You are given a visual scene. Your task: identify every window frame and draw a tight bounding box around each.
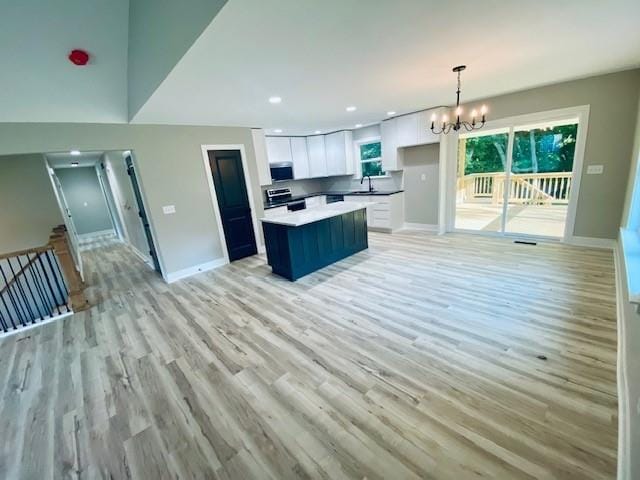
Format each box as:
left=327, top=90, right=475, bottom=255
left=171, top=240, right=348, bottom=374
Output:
left=353, top=136, right=388, bottom=179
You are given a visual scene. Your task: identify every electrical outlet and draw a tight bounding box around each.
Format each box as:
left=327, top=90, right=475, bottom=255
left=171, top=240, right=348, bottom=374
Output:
left=421, top=173, right=427, bottom=181
left=586, top=164, right=604, bottom=175
left=162, top=205, right=176, bottom=214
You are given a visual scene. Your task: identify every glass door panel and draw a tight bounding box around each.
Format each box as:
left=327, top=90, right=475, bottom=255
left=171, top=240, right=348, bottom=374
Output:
left=455, top=130, right=509, bottom=232
left=504, top=121, right=578, bottom=237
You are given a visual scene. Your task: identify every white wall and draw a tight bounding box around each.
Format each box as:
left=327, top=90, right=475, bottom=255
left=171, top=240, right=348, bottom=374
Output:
left=102, top=151, right=150, bottom=260
left=403, top=143, right=439, bottom=225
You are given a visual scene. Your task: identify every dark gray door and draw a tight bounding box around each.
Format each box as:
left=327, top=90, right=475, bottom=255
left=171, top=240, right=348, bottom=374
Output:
left=208, top=150, right=257, bottom=261
left=126, top=156, right=161, bottom=274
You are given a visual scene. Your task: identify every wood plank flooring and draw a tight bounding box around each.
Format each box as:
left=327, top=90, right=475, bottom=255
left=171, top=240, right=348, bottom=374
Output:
left=0, top=231, right=618, bottom=479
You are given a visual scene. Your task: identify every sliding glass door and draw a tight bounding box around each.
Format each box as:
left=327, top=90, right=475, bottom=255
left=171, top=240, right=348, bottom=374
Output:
left=455, top=118, right=579, bottom=239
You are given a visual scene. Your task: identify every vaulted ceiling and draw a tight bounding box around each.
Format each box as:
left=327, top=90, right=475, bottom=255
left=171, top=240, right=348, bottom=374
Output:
left=1, top=0, right=639, bottom=132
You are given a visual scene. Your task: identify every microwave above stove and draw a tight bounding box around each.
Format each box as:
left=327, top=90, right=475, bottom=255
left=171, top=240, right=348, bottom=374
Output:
left=270, top=162, right=294, bottom=182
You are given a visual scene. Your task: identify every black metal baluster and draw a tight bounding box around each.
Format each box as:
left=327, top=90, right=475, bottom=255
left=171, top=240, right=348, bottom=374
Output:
left=16, top=255, right=44, bottom=323
left=45, top=250, right=69, bottom=312
left=0, top=287, right=16, bottom=330
left=37, top=253, right=62, bottom=316
left=27, top=253, right=50, bottom=321
left=0, top=297, right=8, bottom=332
left=0, top=262, right=27, bottom=326
left=32, top=253, right=55, bottom=317
left=7, top=256, right=36, bottom=323
left=49, top=250, right=70, bottom=302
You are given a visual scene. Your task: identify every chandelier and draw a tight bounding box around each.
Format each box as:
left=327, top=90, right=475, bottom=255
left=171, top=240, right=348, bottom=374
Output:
left=431, top=65, right=487, bottom=134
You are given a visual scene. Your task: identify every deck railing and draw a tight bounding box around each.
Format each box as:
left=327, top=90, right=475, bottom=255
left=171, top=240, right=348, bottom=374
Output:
left=458, top=172, right=572, bottom=205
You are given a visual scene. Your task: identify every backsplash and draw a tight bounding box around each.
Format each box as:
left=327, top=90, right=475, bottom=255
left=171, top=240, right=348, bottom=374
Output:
left=321, top=171, right=403, bottom=192
left=260, top=178, right=326, bottom=201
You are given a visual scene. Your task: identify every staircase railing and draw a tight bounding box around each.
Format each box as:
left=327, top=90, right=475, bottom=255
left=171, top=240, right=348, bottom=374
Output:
left=0, top=225, right=88, bottom=334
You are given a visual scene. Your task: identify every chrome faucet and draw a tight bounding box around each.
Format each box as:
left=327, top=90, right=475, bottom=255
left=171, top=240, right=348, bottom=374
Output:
left=360, top=175, right=374, bottom=192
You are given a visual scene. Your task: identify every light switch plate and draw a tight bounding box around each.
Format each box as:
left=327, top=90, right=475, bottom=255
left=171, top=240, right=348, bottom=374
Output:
left=421, top=173, right=427, bottom=181
left=586, top=165, right=604, bottom=175
left=162, top=205, right=176, bottom=214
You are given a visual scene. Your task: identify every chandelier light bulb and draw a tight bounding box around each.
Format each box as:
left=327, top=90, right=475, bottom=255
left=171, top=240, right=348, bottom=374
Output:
left=442, top=115, right=449, bottom=123
left=471, top=109, right=477, bottom=118
left=481, top=105, right=488, bottom=115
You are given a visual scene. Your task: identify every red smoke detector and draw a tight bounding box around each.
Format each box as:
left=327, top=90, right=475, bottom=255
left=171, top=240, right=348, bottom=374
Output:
left=68, top=49, right=89, bottom=66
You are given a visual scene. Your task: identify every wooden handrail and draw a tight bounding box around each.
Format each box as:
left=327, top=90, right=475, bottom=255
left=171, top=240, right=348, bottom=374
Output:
left=0, top=251, right=43, bottom=296
left=0, top=244, right=51, bottom=261
left=48, top=225, right=89, bottom=312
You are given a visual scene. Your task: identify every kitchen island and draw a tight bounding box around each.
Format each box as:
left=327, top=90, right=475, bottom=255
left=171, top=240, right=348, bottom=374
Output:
left=260, top=201, right=370, bottom=281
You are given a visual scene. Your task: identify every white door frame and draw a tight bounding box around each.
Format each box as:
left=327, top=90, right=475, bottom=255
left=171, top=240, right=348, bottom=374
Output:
left=443, top=105, right=590, bottom=242
left=200, top=144, right=261, bottom=264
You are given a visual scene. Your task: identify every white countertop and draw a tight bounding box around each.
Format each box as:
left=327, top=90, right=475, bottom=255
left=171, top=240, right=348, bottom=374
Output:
left=260, top=201, right=372, bottom=227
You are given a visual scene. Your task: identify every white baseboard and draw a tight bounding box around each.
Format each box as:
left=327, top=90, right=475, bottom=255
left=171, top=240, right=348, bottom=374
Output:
left=402, top=222, right=439, bottom=232
left=165, top=257, right=228, bottom=284
left=78, top=229, right=116, bottom=240
left=614, top=239, right=631, bottom=480
left=128, top=244, right=153, bottom=267
left=566, top=235, right=615, bottom=249
left=0, top=310, right=74, bottom=339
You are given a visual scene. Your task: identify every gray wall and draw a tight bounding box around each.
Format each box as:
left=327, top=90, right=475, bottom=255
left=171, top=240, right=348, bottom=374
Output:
left=460, top=68, right=640, bottom=239
left=617, top=94, right=640, bottom=480
left=128, top=0, right=227, bottom=119
left=55, top=167, right=113, bottom=235
left=102, top=150, right=150, bottom=259
left=0, top=153, right=64, bottom=253
left=0, top=123, right=261, bottom=277
left=403, top=143, right=439, bottom=225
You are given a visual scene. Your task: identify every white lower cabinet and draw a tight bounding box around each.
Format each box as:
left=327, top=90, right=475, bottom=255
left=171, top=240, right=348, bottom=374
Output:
left=343, top=192, right=404, bottom=231
left=263, top=206, right=288, bottom=218
left=304, top=195, right=326, bottom=208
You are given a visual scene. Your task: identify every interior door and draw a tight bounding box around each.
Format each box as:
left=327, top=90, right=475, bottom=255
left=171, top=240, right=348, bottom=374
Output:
left=125, top=156, right=162, bottom=273
left=208, top=150, right=258, bottom=261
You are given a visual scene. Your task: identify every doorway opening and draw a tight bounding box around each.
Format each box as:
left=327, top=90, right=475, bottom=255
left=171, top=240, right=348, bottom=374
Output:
left=453, top=108, right=587, bottom=240
left=203, top=146, right=259, bottom=262
left=45, top=150, right=162, bottom=276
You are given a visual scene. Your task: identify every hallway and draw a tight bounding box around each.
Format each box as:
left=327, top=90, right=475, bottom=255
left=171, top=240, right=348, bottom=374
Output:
left=0, top=232, right=618, bottom=479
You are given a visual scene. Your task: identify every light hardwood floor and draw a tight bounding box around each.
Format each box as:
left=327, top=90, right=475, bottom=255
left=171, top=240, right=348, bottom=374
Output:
left=0, top=231, right=617, bottom=479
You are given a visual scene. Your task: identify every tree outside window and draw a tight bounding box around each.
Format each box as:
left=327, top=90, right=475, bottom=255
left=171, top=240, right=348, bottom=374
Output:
left=359, top=141, right=385, bottom=177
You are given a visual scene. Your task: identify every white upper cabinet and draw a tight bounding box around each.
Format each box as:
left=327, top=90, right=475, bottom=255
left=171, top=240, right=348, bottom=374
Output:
left=416, top=107, right=444, bottom=145
left=396, top=113, right=419, bottom=147
left=290, top=137, right=310, bottom=179
left=251, top=129, right=272, bottom=186
left=265, top=136, right=293, bottom=165
left=325, top=130, right=354, bottom=176
left=307, top=135, right=327, bottom=177
left=381, top=119, right=401, bottom=171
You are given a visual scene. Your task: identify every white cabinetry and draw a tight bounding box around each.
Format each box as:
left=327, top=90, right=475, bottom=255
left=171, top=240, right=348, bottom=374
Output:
left=325, top=130, right=354, bottom=177
left=263, top=206, right=288, bottom=218
left=307, top=135, right=328, bottom=177
left=396, top=114, right=419, bottom=147
left=344, top=192, right=404, bottom=231
left=251, top=129, right=272, bottom=186
left=290, top=137, right=310, bottom=179
left=381, top=119, right=402, bottom=172
left=265, top=137, right=293, bottom=164
left=305, top=195, right=326, bottom=208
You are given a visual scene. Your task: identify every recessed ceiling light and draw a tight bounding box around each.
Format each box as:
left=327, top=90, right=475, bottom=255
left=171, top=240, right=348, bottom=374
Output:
left=355, top=124, right=363, bottom=128
left=269, top=96, right=282, bottom=104
left=314, top=130, right=321, bottom=134
left=274, top=129, right=283, bottom=133
left=387, top=111, right=396, bottom=116
left=70, top=150, right=81, bottom=156
left=71, top=161, right=79, bottom=167
left=346, top=106, right=357, bottom=112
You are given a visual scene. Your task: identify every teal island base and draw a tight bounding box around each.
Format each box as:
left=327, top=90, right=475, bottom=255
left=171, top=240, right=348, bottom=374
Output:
left=262, top=207, right=368, bottom=281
